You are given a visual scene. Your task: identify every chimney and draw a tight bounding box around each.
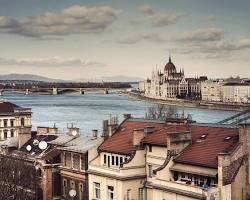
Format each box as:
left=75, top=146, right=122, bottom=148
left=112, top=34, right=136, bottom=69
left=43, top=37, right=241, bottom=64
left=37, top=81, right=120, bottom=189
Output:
left=108, top=124, right=118, bottom=137
left=102, top=120, right=109, bottom=138
left=18, top=127, right=32, bottom=149
left=133, top=128, right=145, bottom=146
left=107, top=115, right=119, bottom=137
left=37, top=126, right=58, bottom=135
left=123, top=114, right=131, bottom=120
left=67, top=127, right=80, bottom=137
left=144, top=126, right=155, bottom=134
left=92, top=129, right=98, bottom=139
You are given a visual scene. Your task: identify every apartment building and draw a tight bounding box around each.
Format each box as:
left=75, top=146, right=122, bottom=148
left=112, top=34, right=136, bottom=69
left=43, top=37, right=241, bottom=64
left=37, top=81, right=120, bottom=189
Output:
left=222, top=83, right=250, bottom=103
left=88, top=114, right=250, bottom=200
left=0, top=101, right=31, bottom=140
left=201, top=80, right=223, bottom=102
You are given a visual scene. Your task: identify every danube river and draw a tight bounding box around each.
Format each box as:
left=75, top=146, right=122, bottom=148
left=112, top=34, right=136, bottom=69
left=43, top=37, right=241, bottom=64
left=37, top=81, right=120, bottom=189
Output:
left=2, top=91, right=237, bottom=135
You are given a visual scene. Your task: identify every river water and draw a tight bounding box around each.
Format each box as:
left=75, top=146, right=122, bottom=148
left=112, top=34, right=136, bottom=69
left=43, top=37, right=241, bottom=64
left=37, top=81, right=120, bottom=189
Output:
left=1, top=91, right=237, bottom=135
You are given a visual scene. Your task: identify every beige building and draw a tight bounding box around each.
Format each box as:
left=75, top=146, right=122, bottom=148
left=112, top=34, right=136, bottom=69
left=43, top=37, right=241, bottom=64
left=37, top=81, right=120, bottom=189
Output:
left=201, top=80, right=223, bottom=102
left=0, top=101, right=31, bottom=140
left=88, top=114, right=250, bottom=200
left=222, top=83, right=250, bottom=103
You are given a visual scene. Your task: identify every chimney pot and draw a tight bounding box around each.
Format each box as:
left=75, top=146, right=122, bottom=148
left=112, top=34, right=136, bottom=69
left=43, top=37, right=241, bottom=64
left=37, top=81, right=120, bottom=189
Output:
left=92, top=129, right=98, bottom=138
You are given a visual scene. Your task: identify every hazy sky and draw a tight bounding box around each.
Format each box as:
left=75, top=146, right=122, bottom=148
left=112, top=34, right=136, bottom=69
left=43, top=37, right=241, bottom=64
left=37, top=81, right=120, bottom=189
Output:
left=0, top=0, right=249, bottom=80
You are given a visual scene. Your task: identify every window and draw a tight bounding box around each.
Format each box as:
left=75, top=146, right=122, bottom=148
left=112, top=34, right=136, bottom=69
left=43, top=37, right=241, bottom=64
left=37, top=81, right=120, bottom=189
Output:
left=148, top=145, right=152, bottom=152
left=81, top=155, right=85, bottom=170
left=127, top=189, right=131, bottom=200
left=10, top=120, right=14, bottom=127
left=139, top=188, right=145, bottom=200
left=107, top=186, right=114, bottom=200
left=70, top=180, right=75, bottom=189
left=79, top=183, right=84, bottom=200
left=116, top=156, right=119, bottom=166
left=4, top=119, right=8, bottom=128
left=21, top=118, right=25, bottom=127
left=94, top=182, right=100, bottom=199
left=63, top=179, right=67, bottom=196
left=104, top=154, right=107, bottom=165
left=112, top=156, right=115, bottom=165
left=10, top=130, right=14, bottom=137
left=181, top=172, right=185, bottom=179
left=73, top=154, right=80, bottom=169
left=148, top=165, right=153, bottom=178
left=4, top=130, right=8, bottom=139
left=108, top=155, right=110, bottom=167
left=120, top=157, right=123, bottom=165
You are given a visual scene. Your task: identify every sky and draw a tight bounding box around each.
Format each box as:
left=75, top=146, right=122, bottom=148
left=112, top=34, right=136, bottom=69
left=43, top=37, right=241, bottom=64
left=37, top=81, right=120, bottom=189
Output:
left=0, top=0, right=249, bottom=80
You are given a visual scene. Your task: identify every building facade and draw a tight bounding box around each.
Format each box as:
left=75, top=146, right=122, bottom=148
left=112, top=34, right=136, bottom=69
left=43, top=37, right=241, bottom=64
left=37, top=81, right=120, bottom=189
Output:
left=201, top=80, right=223, bottom=102
left=140, top=57, right=207, bottom=100
left=0, top=101, right=31, bottom=141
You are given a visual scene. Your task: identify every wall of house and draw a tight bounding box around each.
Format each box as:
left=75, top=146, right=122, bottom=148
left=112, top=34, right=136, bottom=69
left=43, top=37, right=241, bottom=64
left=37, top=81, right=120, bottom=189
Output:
left=147, top=187, right=201, bottom=200
left=89, top=173, right=145, bottom=200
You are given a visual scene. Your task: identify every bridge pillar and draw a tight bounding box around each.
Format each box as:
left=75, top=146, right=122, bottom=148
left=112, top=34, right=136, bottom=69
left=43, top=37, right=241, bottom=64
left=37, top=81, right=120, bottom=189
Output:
left=79, top=88, right=84, bottom=95
left=104, top=89, right=109, bottom=94
left=52, top=88, right=58, bottom=95
left=25, top=89, right=29, bottom=95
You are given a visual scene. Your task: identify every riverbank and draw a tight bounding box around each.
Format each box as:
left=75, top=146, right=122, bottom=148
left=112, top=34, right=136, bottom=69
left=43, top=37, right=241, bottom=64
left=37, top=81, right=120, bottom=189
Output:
left=123, top=92, right=250, bottom=112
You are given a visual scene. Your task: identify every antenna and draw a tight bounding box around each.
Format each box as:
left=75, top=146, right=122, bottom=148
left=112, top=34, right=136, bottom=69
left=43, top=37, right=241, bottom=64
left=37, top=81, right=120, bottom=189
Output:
left=69, top=189, right=76, bottom=197
left=38, top=141, right=48, bottom=150
left=26, top=145, right=32, bottom=151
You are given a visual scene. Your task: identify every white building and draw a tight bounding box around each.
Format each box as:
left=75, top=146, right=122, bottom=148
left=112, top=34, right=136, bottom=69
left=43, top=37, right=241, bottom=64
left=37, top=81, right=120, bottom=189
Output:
left=0, top=101, right=32, bottom=140
left=142, top=57, right=207, bottom=100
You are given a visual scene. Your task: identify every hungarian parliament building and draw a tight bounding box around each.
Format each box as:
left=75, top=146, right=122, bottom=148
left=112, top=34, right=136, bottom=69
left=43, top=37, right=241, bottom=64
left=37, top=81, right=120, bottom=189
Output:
left=139, top=57, right=207, bottom=99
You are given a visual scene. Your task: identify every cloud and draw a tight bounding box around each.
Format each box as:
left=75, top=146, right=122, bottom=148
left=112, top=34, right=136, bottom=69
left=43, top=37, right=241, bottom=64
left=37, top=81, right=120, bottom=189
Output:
left=175, top=28, right=225, bottom=42
left=172, top=27, right=250, bottom=59
left=138, top=4, right=155, bottom=15
left=138, top=4, right=185, bottom=27
left=0, top=57, right=105, bottom=67
left=117, top=33, right=167, bottom=44
left=0, top=5, right=121, bottom=38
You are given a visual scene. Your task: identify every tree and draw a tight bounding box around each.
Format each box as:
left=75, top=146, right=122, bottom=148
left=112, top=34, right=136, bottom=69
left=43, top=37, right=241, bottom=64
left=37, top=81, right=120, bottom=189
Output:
left=0, top=155, right=37, bottom=200
left=145, top=104, right=177, bottom=120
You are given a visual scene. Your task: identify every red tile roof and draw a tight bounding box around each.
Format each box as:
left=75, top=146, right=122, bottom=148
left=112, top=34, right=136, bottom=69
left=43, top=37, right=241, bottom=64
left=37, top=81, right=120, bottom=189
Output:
left=98, top=119, right=189, bottom=155
left=0, top=101, right=19, bottom=113
left=174, top=125, right=239, bottom=168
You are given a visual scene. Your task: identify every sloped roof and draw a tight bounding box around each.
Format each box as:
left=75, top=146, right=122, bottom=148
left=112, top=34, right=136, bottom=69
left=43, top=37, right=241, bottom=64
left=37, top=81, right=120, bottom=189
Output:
left=174, top=125, right=239, bottom=168
left=0, top=101, right=19, bottom=113
left=98, top=118, right=189, bottom=155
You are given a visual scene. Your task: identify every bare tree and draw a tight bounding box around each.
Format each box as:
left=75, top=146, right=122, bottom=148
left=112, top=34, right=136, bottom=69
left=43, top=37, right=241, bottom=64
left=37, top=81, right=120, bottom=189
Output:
left=0, top=155, right=37, bottom=200
left=145, top=104, right=177, bottom=120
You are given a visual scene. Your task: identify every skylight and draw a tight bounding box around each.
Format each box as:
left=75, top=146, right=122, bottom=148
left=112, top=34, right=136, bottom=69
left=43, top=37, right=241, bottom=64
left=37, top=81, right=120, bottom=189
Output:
left=200, top=133, right=208, bottom=139
left=225, top=136, right=232, bottom=140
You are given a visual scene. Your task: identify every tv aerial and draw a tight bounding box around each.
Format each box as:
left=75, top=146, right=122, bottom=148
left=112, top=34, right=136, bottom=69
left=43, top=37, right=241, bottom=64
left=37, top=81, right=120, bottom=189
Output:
left=69, top=189, right=76, bottom=197
left=38, top=141, right=48, bottom=150
left=26, top=145, right=32, bottom=151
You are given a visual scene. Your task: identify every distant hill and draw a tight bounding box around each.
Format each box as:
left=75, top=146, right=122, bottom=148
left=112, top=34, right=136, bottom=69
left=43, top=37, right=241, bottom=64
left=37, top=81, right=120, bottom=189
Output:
left=0, top=74, right=144, bottom=83
left=0, top=74, right=63, bottom=82
left=74, top=75, right=144, bottom=83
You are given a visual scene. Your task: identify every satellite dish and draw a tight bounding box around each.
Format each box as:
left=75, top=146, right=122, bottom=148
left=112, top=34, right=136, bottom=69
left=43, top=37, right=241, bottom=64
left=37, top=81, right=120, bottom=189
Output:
left=71, top=130, right=78, bottom=136
left=69, top=189, right=76, bottom=197
left=38, top=141, right=48, bottom=150
left=33, top=139, right=39, bottom=146
left=26, top=145, right=32, bottom=151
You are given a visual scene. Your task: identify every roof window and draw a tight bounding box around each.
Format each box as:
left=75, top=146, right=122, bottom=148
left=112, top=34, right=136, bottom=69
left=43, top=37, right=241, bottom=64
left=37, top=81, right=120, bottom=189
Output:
left=225, top=136, right=232, bottom=141
left=200, top=133, right=208, bottom=139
